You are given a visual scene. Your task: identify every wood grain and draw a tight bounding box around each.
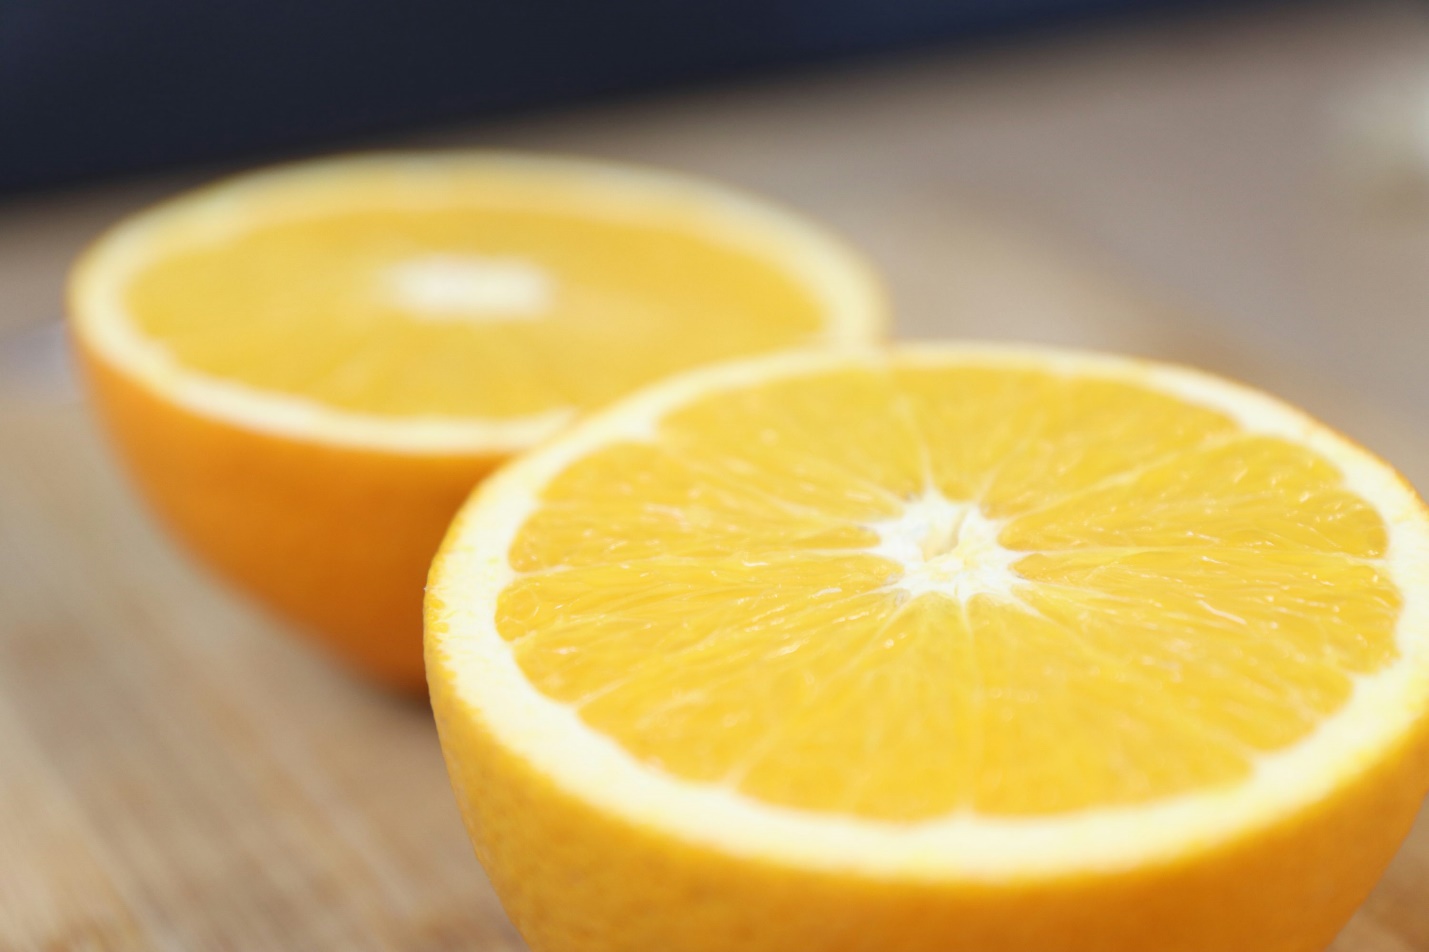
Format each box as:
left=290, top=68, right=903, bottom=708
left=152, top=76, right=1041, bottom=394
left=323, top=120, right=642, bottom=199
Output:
left=2, top=2, right=1428, bottom=948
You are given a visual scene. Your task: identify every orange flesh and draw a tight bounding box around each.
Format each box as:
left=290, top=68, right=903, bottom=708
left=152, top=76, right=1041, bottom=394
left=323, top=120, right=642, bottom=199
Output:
left=496, top=367, right=1399, bottom=819
left=124, top=193, right=827, bottom=419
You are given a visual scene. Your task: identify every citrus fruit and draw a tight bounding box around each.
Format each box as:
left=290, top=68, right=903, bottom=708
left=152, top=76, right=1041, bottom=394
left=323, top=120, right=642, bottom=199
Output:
left=68, top=153, right=886, bottom=691
left=426, top=344, right=1429, bottom=951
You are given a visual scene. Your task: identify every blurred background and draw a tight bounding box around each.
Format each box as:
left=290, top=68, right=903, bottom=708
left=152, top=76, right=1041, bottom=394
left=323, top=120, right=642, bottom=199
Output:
left=3, top=0, right=1429, bottom=949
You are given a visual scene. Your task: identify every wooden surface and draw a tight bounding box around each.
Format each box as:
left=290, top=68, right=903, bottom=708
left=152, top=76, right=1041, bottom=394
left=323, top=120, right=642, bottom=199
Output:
left=4, top=2, right=1429, bottom=949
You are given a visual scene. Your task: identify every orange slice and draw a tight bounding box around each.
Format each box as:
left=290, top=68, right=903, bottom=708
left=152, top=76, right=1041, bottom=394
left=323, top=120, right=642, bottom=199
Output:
left=427, top=344, right=1429, bottom=952
left=69, top=153, right=886, bottom=689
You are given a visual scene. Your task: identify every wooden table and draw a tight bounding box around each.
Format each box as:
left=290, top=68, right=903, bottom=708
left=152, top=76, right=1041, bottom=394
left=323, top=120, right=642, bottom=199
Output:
left=3, top=2, right=1428, bottom=948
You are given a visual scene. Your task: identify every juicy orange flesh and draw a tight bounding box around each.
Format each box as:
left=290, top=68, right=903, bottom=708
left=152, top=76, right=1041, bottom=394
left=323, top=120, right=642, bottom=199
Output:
left=124, top=179, right=826, bottom=418
left=496, top=366, right=1400, bottom=819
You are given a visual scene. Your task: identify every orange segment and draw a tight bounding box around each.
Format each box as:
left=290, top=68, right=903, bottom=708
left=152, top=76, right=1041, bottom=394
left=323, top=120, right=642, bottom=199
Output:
left=893, top=366, right=1239, bottom=510
left=1001, top=436, right=1391, bottom=553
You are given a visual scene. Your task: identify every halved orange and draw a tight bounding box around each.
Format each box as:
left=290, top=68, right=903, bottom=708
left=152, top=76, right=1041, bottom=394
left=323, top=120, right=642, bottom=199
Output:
left=69, top=153, right=886, bottom=690
left=427, top=344, right=1429, bottom=951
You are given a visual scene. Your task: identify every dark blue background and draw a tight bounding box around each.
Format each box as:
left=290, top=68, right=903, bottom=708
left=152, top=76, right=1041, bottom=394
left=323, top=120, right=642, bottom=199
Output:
left=2, top=0, right=1257, bottom=193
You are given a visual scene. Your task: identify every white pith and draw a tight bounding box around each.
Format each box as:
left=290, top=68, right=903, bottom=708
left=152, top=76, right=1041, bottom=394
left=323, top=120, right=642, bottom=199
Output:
left=70, top=152, right=886, bottom=455
left=869, top=494, right=1025, bottom=604
left=430, top=344, right=1429, bottom=881
left=383, top=253, right=553, bottom=320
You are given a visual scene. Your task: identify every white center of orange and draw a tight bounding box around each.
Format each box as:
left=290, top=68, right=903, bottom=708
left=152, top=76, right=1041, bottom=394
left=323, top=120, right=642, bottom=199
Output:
left=384, top=254, right=552, bottom=319
left=871, top=494, right=1024, bottom=602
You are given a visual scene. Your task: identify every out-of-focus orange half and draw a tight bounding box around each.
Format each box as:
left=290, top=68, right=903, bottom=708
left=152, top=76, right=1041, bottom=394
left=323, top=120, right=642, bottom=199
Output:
left=68, top=152, right=887, bottom=691
left=428, top=344, right=1429, bottom=952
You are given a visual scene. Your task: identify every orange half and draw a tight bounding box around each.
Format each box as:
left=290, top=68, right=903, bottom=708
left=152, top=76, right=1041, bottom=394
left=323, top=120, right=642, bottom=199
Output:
left=428, top=344, right=1429, bottom=951
left=70, top=153, right=886, bottom=689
